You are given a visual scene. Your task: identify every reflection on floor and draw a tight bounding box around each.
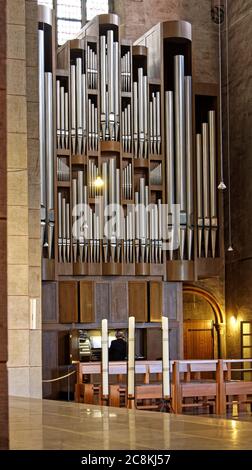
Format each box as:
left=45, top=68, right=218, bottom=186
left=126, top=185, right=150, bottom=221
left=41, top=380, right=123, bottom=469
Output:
left=9, top=397, right=252, bottom=450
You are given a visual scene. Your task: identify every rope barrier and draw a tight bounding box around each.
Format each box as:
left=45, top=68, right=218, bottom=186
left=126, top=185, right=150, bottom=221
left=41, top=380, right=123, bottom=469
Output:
left=42, top=370, right=76, bottom=383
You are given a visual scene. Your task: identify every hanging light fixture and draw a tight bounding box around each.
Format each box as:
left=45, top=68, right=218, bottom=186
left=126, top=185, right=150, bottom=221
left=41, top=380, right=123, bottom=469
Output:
left=225, top=0, right=233, bottom=252
left=213, top=0, right=226, bottom=190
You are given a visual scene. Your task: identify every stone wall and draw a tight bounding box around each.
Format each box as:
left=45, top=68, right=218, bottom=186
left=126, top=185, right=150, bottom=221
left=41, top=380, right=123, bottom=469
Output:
left=224, top=0, right=252, bottom=358
left=115, top=0, right=219, bottom=83
left=7, top=0, right=42, bottom=398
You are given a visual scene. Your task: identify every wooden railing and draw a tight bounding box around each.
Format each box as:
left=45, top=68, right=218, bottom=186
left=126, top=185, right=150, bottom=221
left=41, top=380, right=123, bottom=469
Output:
left=74, top=359, right=252, bottom=415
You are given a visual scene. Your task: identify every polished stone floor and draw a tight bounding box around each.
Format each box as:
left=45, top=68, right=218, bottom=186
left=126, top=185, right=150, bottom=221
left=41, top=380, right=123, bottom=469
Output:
left=9, top=397, right=252, bottom=450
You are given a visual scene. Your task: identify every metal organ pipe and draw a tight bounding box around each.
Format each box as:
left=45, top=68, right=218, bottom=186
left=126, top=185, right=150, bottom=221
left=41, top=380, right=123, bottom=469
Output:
left=56, top=80, right=60, bottom=149
left=174, top=55, right=186, bottom=215
left=108, top=30, right=115, bottom=140
left=202, top=122, right=210, bottom=258
left=38, top=28, right=46, bottom=251
left=185, top=76, right=193, bottom=260
left=196, top=134, right=203, bottom=258
left=209, top=110, right=217, bottom=258
left=71, top=65, right=76, bottom=153
left=114, top=41, right=120, bottom=141
left=133, top=81, right=138, bottom=157
left=76, top=58, right=83, bottom=154
left=143, top=75, right=148, bottom=157
left=100, top=36, right=106, bottom=140
left=138, top=68, right=144, bottom=158
left=45, top=71, right=54, bottom=259
left=165, top=91, right=175, bottom=210
left=58, top=192, right=62, bottom=262
left=82, top=73, right=87, bottom=154
left=65, top=92, right=69, bottom=150
left=60, top=85, right=65, bottom=149
left=72, top=179, right=77, bottom=263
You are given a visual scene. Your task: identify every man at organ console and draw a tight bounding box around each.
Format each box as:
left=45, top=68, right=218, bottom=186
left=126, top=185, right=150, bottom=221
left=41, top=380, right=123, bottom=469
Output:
left=109, top=330, right=127, bottom=361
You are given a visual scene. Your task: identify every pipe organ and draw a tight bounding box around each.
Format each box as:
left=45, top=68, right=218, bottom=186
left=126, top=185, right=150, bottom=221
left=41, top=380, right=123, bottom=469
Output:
left=39, top=10, right=223, bottom=283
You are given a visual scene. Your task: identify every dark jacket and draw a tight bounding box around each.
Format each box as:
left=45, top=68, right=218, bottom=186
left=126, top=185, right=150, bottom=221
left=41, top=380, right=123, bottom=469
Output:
left=109, top=338, right=127, bottom=361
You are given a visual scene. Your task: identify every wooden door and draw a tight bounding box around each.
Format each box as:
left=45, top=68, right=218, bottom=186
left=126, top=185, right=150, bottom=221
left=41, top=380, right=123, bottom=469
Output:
left=128, top=281, right=147, bottom=322
left=184, top=320, right=214, bottom=359
left=59, top=281, right=78, bottom=324
left=80, top=281, right=95, bottom=323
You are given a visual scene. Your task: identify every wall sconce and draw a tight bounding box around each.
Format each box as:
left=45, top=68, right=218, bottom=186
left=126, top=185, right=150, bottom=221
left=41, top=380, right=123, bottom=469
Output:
left=230, top=314, right=238, bottom=328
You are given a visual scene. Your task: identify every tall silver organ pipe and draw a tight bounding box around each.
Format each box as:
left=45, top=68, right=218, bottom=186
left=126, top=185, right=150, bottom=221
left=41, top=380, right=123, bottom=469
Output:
left=39, top=6, right=55, bottom=260
left=209, top=110, right=217, bottom=258
left=196, top=134, right=203, bottom=258
left=72, top=179, right=77, bottom=262
left=174, top=55, right=186, bottom=216
left=133, top=81, right=138, bottom=157
left=70, top=64, right=76, bottom=152
left=82, top=73, right=87, bottom=154
left=38, top=27, right=46, bottom=251
left=65, top=92, right=69, bottom=150
left=114, top=42, right=120, bottom=140
left=100, top=35, right=106, bottom=140
left=133, top=69, right=148, bottom=158
left=202, top=122, right=210, bottom=258
left=100, top=31, right=119, bottom=142
left=108, top=30, right=115, bottom=140
left=76, top=58, right=83, bottom=154
left=185, top=76, right=193, bottom=260
left=165, top=91, right=175, bottom=211
left=56, top=79, right=60, bottom=150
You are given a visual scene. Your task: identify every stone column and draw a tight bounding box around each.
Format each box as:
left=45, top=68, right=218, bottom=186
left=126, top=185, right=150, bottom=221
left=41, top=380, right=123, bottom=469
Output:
left=7, top=0, right=42, bottom=399
left=0, top=0, right=8, bottom=451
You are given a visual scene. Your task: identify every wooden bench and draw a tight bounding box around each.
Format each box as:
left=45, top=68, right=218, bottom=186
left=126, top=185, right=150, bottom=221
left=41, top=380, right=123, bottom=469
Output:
left=218, top=359, right=252, bottom=414
left=171, top=360, right=224, bottom=414
left=75, top=361, right=163, bottom=407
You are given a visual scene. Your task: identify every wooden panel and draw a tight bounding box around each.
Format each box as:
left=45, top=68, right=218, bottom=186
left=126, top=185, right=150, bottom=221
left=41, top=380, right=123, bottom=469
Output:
left=42, top=281, right=58, bottom=323
left=128, top=281, right=147, bottom=322
left=150, top=281, right=163, bottom=322
left=184, top=320, right=214, bottom=360
left=111, top=282, right=128, bottom=323
left=80, top=281, right=95, bottom=323
left=42, top=330, right=59, bottom=399
left=145, top=329, right=162, bottom=360
left=59, top=281, right=78, bottom=324
left=96, top=282, right=110, bottom=322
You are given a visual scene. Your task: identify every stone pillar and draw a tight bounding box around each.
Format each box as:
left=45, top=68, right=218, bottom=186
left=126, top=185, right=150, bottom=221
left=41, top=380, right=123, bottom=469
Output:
left=7, top=0, right=42, bottom=398
left=0, top=0, right=8, bottom=451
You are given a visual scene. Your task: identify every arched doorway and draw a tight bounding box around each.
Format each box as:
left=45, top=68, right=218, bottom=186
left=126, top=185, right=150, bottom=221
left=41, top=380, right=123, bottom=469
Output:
left=183, top=285, right=225, bottom=359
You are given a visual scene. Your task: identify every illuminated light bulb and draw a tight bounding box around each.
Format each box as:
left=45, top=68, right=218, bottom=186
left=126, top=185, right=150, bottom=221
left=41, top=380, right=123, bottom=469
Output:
left=94, top=176, right=104, bottom=188
left=230, top=315, right=238, bottom=328
left=218, top=181, right=226, bottom=190
left=228, top=245, right=234, bottom=252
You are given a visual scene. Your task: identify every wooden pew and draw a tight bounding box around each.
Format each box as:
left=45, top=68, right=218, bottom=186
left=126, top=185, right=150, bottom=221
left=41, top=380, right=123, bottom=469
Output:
left=75, top=360, right=163, bottom=407
left=171, top=360, right=221, bottom=414
left=219, top=359, right=252, bottom=414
